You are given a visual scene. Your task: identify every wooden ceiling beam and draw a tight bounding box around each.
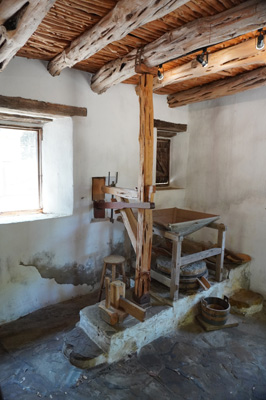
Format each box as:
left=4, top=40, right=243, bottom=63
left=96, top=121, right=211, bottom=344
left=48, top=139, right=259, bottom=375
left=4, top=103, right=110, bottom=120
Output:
left=0, top=0, right=56, bottom=72
left=154, top=119, right=187, bottom=132
left=0, top=1, right=28, bottom=24
left=154, top=38, right=266, bottom=92
left=91, top=0, right=266, bottom=94
left=0, top=95, right=87, bottom=117
left=167, top=66, right=266, bottom=108
left=47, top=0, right=190, bottom=77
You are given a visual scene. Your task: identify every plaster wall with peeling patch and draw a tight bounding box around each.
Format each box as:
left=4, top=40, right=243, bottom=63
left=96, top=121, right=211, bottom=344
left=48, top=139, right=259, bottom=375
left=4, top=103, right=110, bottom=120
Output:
left=0, top=57, right=188, bottom=324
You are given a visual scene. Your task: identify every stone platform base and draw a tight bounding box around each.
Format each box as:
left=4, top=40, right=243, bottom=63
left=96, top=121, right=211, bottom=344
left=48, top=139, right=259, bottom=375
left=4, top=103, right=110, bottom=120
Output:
left=65, top=262, right=251, bottom=369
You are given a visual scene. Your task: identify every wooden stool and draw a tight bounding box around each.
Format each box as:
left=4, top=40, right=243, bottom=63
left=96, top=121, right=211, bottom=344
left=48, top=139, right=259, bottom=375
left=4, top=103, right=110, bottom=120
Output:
left=98, top=255, right=127, bottom=302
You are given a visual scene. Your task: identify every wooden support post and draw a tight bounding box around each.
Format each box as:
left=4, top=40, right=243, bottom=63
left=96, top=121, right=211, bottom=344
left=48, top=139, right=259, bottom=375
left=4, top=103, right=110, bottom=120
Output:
left=134, top=74, right=155, bottom=304
left=215, top=224, right=227, bottom=282
left=170, top=236, right=183, bottom=301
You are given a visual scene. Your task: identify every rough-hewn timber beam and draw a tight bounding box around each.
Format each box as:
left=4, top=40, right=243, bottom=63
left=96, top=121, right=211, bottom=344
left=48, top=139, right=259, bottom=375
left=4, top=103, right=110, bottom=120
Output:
left=167, top=66, right=266, bottom=108
left=91, top=0, right=266, bottom=94
left=0, top=95, right=87, bottom=117
left=134, top=74, right=155, bottom=303
left=154, top=38, right=266, bottom=91
left=0, top=0, right=56, bottom=71
left=47, top=0, right=190, bottom=77
left=0, top=1, right=29, bottom=24
left=154, top=119, right=187, bottom=132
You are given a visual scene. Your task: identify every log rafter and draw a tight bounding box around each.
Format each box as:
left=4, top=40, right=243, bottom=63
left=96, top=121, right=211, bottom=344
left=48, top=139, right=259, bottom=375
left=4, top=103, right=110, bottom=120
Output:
left=153, top=38, right=266, bottom=92
left=167, top=66, right=266, bottom=108
left=47, top=0, right=190, bottom=76
left=0, top=0, right=56, bottom=71
left=91, top=0, right=266, bottom=94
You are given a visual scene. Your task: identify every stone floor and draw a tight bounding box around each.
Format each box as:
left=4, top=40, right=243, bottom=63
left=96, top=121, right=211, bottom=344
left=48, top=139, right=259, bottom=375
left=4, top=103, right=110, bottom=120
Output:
left=0, top=293, right=266, bottom=400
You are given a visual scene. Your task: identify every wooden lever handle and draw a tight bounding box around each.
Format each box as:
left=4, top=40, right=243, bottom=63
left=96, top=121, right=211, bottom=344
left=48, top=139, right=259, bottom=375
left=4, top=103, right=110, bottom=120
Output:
left=94, top=201, right=155, bottom=210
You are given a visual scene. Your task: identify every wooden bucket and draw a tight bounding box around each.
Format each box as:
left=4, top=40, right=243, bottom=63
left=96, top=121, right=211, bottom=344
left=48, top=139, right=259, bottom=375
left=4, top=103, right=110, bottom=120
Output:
left=201, top=296, right=230, bottom=326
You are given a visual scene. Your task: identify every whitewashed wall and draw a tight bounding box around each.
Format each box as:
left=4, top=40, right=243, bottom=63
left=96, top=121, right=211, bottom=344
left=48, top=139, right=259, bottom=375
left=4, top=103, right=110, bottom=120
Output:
left=185, top=88, right=266, bottom=298
left=0, top=57, right=188, bottom=323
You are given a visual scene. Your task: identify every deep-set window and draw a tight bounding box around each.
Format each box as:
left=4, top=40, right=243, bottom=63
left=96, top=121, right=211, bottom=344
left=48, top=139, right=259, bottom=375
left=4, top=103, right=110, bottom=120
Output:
left=156, top=138, right=170, bottom=186
left=0, top=126, right=42, bottom=213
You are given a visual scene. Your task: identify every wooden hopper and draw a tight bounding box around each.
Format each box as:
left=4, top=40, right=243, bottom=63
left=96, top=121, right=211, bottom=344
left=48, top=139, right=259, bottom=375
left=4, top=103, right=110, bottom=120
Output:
left=153, top=207, right=220, bottom=237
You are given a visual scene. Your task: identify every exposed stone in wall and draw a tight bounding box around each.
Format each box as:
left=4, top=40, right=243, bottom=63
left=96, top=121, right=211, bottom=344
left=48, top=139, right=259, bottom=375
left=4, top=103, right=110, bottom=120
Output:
left=20, top=251, right=99, bottom=286
left=19, top=241, right=127, bottom=287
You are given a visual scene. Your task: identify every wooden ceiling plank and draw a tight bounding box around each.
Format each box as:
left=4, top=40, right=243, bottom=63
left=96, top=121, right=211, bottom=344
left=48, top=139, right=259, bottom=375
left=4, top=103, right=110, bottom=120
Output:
left=167, top=65, right=266, bottom=107
left=0, top=0, right=56, bottom=71
left=0, top=95, right=87, bottom=117
left=91, top=0, right=266, bottom=94
left=154, top=38, right=266, bottom=91
left=47, top=0, right=191, bottom=76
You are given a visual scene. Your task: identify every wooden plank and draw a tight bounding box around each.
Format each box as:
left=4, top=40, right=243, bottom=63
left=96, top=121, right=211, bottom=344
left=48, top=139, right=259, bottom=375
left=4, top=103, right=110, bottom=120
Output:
left=102, top=186, right=138, bottom=199
left=117, top=198, right=137, bottom=253
left=105, top=277, right=111, bottom=309
left=0, top=95, right=87, bottom=117
left=207, top=222, right=227, bottom=231
left=119, top=297, right=146, bottom=322
left=135, top=74, right=155, bottom=302
left=154, top=119, right=187, bottom=132
left=180, top=248, right=222, bottom=266
left=157, top=130, right=177, bottom=138
left=168, top=66, right=266, bottom=108
left=150, top=270, right=171, bottom=288
left=92, top=177, right=106, bottom=201
left=94, top=201, right=154, bottom=210
left=47, top=0, right=190, bottom=76
left=196, top=314, right=239, bottom=331
left=91, top=0, right=266, bottom=93
left=215, top=226, right=226, bottom=282
left=170, top=236, right=183, bottom=301
left=154, top=38, right=266, bottom=91
left=0, top=112, right=53, bottom=125
left=0, top=0, right=56, bottom=71
left=99, top=302, right=119, bottom=326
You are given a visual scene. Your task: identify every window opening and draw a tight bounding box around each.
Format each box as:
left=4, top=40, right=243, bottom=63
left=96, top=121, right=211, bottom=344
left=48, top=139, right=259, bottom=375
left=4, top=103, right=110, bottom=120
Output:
left=156, top=138, right=170, bottom=186
left=0, top=125, right=42, bottom=213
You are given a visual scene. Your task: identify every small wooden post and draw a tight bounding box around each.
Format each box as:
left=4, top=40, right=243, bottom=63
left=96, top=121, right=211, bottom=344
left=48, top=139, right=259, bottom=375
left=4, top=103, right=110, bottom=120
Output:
left=170, top=235, right=183, bottom=301
left=134, top=73, right=155, bottom=303
left=105, top=277, right=110, bottom=309
left=215, top=224, right=227, bottom=282
left=110, top=280, right=126, bottom=309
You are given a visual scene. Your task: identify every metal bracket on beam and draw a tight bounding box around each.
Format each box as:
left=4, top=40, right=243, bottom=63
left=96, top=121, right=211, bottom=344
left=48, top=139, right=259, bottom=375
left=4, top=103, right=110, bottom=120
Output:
left=135, top=48, right=157, bottom=75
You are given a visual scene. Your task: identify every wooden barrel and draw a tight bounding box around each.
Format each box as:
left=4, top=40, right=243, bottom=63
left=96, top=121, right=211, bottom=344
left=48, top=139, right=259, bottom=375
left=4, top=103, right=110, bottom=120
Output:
left=201, top=296, right=230, bottom=326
